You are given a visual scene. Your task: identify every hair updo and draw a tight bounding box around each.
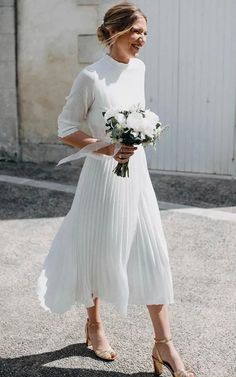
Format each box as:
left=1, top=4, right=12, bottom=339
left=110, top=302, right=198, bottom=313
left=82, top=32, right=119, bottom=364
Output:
left=97, top=1, right=147, bottom=47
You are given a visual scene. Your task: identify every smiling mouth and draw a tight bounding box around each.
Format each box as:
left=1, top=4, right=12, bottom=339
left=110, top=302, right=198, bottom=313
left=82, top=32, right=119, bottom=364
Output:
left=131, top=44, right=142, bottom=51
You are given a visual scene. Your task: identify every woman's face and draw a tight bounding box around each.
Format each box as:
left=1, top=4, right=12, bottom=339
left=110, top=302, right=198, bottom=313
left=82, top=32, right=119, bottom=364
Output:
left=111, top=16, right=147, bottom=59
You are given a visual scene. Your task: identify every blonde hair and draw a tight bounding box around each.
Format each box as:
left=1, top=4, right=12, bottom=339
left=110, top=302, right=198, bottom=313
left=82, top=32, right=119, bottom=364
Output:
left=97, top=1, right=147, bottom=47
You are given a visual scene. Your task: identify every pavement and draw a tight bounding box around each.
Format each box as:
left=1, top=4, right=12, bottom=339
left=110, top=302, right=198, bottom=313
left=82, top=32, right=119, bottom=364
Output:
left=0, top=161, right=236, bottom=377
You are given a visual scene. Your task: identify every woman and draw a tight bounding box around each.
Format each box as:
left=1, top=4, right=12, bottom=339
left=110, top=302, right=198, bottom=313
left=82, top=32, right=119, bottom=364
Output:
left=37, top=2, right=196, bottom=376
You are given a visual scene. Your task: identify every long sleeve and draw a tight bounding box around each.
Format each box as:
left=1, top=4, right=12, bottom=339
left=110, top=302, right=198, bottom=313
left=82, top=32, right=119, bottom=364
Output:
left=57, top=69, right=95, bottom=138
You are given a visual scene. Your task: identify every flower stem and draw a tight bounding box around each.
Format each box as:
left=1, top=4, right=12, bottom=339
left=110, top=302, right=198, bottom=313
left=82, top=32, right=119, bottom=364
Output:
left=113, top=161, right=129, bottom=177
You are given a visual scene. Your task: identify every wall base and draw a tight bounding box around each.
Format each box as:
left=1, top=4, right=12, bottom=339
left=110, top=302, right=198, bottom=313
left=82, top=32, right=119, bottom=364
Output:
left=21, top=143, right=83, bottom=165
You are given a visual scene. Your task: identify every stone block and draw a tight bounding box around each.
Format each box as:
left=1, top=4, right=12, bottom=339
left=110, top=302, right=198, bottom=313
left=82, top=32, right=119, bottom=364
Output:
left=98, top=1, right=117, bottom=25
left=76, top=5, right=98, bottom=34
left=0, top=6, right=14, bottom=33
left=78, top=34, right=103, bottom=64
left=0, top=88, right=17, bottom=119
left=0, top=144, right=19, bottom=161
left=21, top=143, right=81, bottom=163
left=0, top=0, right=14, bottom=7
left=77, top=0, right=100, bottom=5
left=0, top=89, right=18, bottom=142
left=0, top=33, right=15, bottom=61
left=0, top=61, right=15, bottom=88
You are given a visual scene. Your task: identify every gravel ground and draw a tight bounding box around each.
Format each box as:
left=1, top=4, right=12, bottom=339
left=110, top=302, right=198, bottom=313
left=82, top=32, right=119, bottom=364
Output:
left=0, top=160, right=236, bottom=377
left=0, top=212, right=235, bottom=377
left=0, top=182, right=73, bottom=219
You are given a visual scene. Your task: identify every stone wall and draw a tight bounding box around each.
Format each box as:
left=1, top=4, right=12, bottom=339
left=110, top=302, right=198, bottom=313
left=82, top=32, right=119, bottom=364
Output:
left=17, top=0, right=116, bottom=162
left=0, top=0, right=19, bottom=160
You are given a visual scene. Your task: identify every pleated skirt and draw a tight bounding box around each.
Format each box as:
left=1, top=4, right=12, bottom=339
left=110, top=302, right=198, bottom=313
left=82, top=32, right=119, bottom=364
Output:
left=37, top=145, right=174, bottom=314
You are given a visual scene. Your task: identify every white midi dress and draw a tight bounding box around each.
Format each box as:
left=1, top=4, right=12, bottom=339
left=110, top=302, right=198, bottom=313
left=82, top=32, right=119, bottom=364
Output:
left=37, top=54, right=174, bottom=314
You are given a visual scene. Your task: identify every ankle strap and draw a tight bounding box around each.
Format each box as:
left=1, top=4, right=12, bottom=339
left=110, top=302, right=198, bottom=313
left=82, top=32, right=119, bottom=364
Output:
left=87, top=318, right=102, bottom=327
left=154, top=336, right=172, bottom=344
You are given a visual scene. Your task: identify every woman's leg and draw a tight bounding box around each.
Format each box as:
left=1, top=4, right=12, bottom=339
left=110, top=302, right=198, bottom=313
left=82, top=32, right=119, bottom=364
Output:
left=147, top=304, right=173, bottom=339
left=86, top=297, right=116, bottom=358
left=147, top=304, right=194, bottom=374
left=87, top=297, right=102, bottom=323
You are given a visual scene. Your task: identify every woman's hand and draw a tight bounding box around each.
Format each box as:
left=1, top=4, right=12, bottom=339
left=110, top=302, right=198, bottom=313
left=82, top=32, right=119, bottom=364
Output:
left=114, top=145, right=137, bottom=164
left=96, top=144, right=137, bottom=163
left=95, top=144, right=116, bottom=156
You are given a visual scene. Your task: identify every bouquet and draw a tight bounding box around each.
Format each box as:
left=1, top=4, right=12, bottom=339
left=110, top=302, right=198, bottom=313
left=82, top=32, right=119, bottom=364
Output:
left=103, top=105, right=168, bottom=177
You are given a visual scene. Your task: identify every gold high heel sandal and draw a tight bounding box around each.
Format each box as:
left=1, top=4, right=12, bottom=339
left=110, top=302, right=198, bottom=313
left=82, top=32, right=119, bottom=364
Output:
left=152, top=337, right=196, bottom=377
left=85, top=318, right=117, bottom=361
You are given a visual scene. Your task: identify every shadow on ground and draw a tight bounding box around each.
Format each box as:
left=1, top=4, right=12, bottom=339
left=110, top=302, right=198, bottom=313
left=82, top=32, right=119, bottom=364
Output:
left=0, top=343, right=153, bottom=377
left=0, top=161, right=235, bottom=220
left=0, top=182, right=73, bottom=219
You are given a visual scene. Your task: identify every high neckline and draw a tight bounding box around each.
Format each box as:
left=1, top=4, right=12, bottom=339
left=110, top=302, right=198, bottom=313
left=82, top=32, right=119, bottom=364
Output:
left=104, top=53, right=133, bottom=69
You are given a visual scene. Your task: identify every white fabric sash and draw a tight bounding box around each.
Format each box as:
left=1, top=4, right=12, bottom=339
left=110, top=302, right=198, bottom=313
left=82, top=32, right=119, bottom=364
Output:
left=57, top=140, right=121, bottom=166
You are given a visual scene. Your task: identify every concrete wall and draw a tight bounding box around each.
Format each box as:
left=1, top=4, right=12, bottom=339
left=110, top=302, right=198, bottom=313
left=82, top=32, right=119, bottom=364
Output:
left=17, top=0, right=116, bottom=162
left=0, top=0, right=19, bottom=160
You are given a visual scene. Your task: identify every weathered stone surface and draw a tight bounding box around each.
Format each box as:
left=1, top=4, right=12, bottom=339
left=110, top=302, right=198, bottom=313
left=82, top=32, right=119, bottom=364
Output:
left=0, top=6, right=14, bottom=33
left=0, top=88, right=17, bottom=126
left=21, top=143, right=77, bottom=163
left=0, top=33, right=15, bottom=61
left=77, top=0, right=100, bottom=4
left=76, top=5, right=98, bottom=34
left=0, top=145, right=19, bottom=160
left=1, top=1, right=122, bottom=162
left=78, top=34, right=103, bottom=63
left=98, top=1, right=116, bottom=24
left=17, top=0, right=98, bottom=152
left=0, top=1, right=17, bottom=160
left=0, top=0, right=14, bottom=6
left=0, top=61, right=15, bottom=88
left=0, top=89, right=18, bottom=160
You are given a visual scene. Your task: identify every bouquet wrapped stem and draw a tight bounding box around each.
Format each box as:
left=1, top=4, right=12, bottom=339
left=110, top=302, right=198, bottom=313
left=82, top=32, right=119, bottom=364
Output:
left=113, top=160, right=129, bottom=178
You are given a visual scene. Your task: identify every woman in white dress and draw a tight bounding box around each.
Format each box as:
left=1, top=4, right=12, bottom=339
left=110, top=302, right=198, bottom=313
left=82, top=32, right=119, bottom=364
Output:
left=37, top=2, right=196, bottom=376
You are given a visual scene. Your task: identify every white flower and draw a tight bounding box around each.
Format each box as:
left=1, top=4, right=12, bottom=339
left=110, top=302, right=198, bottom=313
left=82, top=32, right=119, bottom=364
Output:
left=128, top=104, right=139, bottom=113
left=129, top=103, right=144, bottom=112
left=140, top=132, right=147, bottom=140
left=144, top=110, right=160, bottom=127
left=104, top=108, right=121, bottom=122
left=127, top=112, right=145, bottom=131
left=115, top=113, right=127, bottom=126
left=142, top=119, right=155, bottom=137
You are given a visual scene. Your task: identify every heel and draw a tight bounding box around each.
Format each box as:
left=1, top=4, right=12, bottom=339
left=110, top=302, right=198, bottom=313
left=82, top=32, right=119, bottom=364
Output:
left=152, top=355, right=163, bottom=376
left=85, top=318, right=92, bottom=346
left=84, top=318, right=117, bottom=361
left=153, top=337, right=197, bottom=377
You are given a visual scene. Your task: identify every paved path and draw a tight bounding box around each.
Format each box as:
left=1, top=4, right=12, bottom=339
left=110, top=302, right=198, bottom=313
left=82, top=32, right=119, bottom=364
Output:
left=0, top=173, right=236, bottom=220
left=0, top=169, right=236, bottom=377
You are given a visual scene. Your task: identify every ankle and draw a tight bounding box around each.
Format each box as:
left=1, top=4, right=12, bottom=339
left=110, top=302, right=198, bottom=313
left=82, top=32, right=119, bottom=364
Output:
left=87, top=317, right=102, bottom=325
left=88, top=322, right=102, bottom=329
left=87, top=320, right=104, bottom=331
left=154, top=336, right=173, bottom=344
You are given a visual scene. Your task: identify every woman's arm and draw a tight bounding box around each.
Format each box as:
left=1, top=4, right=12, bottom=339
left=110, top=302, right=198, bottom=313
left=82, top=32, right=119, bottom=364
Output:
left=58, top=70, right=135, bottom=161
left=59, top=130, right=115, bottom=156
left=59, top=131, right=135, bottom=160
